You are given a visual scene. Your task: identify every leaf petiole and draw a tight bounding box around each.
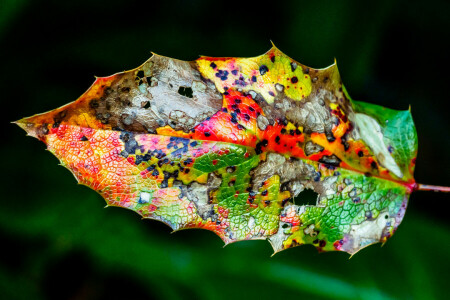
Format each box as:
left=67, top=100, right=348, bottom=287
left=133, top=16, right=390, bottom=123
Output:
left=416, top=184, right=450, bottom=192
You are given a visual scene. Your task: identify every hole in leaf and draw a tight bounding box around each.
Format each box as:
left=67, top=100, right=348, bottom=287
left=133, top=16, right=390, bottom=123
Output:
left=136, top=70, right=145, bottom=79
left=178, top=86, right=193, bottom=98
left=293, top=188, right=318, bottom=206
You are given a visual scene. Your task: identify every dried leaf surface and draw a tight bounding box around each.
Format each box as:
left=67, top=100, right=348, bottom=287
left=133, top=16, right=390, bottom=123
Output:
left=17, top=47, right=418, bottom=255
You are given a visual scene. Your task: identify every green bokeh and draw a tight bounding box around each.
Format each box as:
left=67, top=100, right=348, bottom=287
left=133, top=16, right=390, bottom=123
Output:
left=1, top=0, right=449, bottom=299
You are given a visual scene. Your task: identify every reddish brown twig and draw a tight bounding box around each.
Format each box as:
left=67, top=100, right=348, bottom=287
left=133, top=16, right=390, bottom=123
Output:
left=416, top=184, right=450, bottom=192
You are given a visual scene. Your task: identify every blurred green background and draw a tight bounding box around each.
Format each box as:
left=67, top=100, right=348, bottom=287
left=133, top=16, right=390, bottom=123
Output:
left=1, top=0, right=449, bottom=299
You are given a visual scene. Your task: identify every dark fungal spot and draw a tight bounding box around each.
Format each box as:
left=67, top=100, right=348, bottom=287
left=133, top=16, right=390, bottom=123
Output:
left=319, top=155, right=341, bottom=167
left=168, top=138, right=190, bottom=159
left=204, top=131, right=211, bottom=137
left=183, top=158, right=193, bottom=165
left=227, top=166, right=236, bottom=173
left=96, top=112, right=111, bottom=124
left=230, top=112, right=238, bottom=123
left=231, top=69, right=238, bottom=75
left=259, top=65, right=269, bottom=75
left=388, top=145, right=394, bottom=153
left=261, top=190, right=268, bottom=196
left=275, top=136, right=280, bottom=144
left=104, top=87, right=112, bottom=95
left=371, top=161, right=377, bottom=169
left=243, top=114, right=250, bottom=121
left=324, top=124, right=336, bottom=142
left=341, top=133, right=350, bottom=151
left=353, top=197, right=361, bottom=204
left=161, top=170, right=179, bottom=189
left=89, top=99, right=99, bottom=109
left=39, top=123, right=49, bottom=136
left=178, top=86, right=193, bottom=98
left=119, top=131, right=143, bottom=155
left=282, top=198, right=289, bottom=206
left=237, top=124, right=245, bottom=130
left=270, top=55, right=275, bottom=63
left=210, top=62, right=217, bottom=69
left=222, top=107, right=228, bottom=113
left=234, top=76, right=247, bottom=87
left=275, top=83, right=284, bottom=92
left=280, top=119, right=288, bottom=126
left=290, top=62, right=297, bottom=72
left=280, top=128, right=286, bottom=134
left=255, top=139, right=268, bottom=155
left=152, top=169, right=159, bottom=177
left=313, top=171, right=321, bottom=182
left=248, top=106, right=255, bottom=112
left=319, top=240, right=326, bottom=248
left=135, top=153, right=153, bottom=165
left=215, top=70, right=229, bottom=81
left=80, top=136, right=88, bottom=141
left=52, top=110, right=67, bottom=128
left=251, top=76, right=257, bottom=82
left=158, top=157, right=170, bottom=168
left=190, top=141, right=198, bottom=147
left=264, top=200, right=270, bottom=206
left=141, top=101, right=151, bottom=109
left=291, top=76, right=298, bottom=83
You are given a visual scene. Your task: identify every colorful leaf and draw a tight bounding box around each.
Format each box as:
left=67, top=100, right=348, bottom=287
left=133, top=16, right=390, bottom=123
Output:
left=16, top=46, right=419, bottom=255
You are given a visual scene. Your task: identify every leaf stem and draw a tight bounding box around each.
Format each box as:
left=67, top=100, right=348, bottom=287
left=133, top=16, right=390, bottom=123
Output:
left=416, top=184, right=450, bottom=192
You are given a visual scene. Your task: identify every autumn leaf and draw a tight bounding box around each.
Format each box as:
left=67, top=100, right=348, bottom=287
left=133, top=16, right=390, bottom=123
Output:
left=16, top=46, right=433, bottom=255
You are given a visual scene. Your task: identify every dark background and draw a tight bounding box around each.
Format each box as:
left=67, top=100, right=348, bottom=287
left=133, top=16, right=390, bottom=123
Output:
left=1, top=0, right=449, bottom=299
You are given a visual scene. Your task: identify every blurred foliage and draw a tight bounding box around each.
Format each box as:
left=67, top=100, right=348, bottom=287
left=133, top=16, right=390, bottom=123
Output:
left=0, top=0, right=449, bottom=299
